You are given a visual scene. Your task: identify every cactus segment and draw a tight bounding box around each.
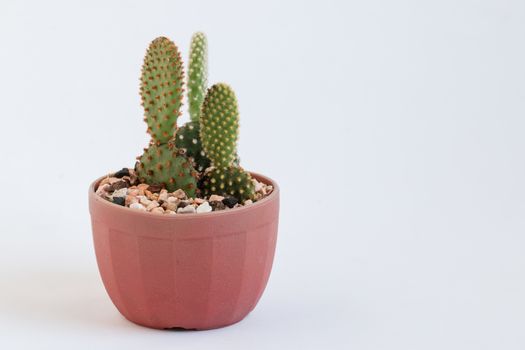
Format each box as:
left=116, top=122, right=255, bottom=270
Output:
left=175, top=121, right=211, bottom=172
left=201, top=166, right=255, bottom=201
left=188, top=32, right=208, bottom=122
left=200, top=83, right=239, bottom=168
left=140, top=37, right=184, bottom=144
left=135, top=142, right=198, bottom=197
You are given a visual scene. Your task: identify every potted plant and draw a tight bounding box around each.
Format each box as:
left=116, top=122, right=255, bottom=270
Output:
left=88, top=33, right=279, bottom=330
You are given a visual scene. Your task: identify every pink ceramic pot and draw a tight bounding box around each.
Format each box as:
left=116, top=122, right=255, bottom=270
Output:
left=88, top=172, right=279, bottom=330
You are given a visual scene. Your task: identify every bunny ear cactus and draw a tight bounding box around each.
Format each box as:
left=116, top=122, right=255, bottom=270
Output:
left=135, top=37, right=198, bottom=196
left=199, top=83, right=255, bottom=201
left=188, top=32, right=208, bottom=122
left=140, top=37, right=184, bottom=144
left=175, top=32, right=211, bottom=172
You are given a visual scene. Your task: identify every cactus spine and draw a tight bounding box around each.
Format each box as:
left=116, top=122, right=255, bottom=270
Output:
left=135, top=37, right=198, bottom=196
left=200, top=83, right=255, bottom=201
left=176, top=32, right=211, bottom=172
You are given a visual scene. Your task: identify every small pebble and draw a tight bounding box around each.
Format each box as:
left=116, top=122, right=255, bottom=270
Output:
left=151, top=207, right=164, bottom=215
left=164, top=202, right=178, bottom=211
left=130, top=203, right=146, bottom=211
left=114, top=168, right=130, bottom=178
left=108, top=177, right=120, bottom=185
left=139, top=197, right=151, bottom=206
left=128, top=188, right=139, bottom=196
left=194, top=198, right=206, bottom=205
left=112, top=197, right=125, bottom=206
left=96, top=183, right=110, bottom=195
left=196, top=202, right=212, bottom=213
left=209, top=194, right=225, bottom=202
left=112, top=188, right=128, bottom=198
left=146, top=201, right=159, bottom=211
left=109, top=180, right=128, bottom=192
left=177, top=201, right=189, bottom=209
left=158, top=190, right=168, bottom=202
left=244, top=199, right=253, bottom=205
left=137, top=183, right=149, bottom=190
left=177, top=205, right=196, bottom=214
left=209, top=201, right=226, bottom=211
left=99, top=177, right=111, bottom=186
left=166, top=197, right=178, bottom=204
left=173, top=189, right=187, bottom=199
left=148, top=184, right=163, bottom=193
left=125, top=195, right=138, bottom=206
left=222, top=196, right=238, bottom=208
left=254, top=180, right=263, bottom=192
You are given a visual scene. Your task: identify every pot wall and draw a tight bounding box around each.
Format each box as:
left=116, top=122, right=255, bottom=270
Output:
left=88, top=173, right=279, bottom=330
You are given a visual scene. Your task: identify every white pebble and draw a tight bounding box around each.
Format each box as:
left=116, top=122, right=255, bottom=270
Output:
left=196, top=202, right=212, bottom=213
left=177, top=205, right=196, bottom=214
left=139, top=197, right=151, bottom=206
left=130, top=203, right=146, bottom=211
left=254, top=181, right=263, bottom=192
left=112, top=188, right=128, bottom=198
left=244, top=199, right=253, bottom=205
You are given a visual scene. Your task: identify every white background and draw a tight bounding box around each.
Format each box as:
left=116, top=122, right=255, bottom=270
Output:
left=1, top=0, right=524, bottom=349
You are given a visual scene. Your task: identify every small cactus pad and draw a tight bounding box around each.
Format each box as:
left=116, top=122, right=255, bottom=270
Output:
left=135, top=142, right=198, bottom=197
left=200, top=83, right=239, bottom=168
left=140, top=37, right=184, bottom=144
left=201, top=166, right=255, bottom=201
left=175, top=121, right=211, bottom=172
left=188, top=32, right=208, bottom=122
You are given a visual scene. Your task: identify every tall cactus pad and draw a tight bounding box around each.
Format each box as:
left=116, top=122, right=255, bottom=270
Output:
left=188, top=32, right=208, bottom=122
left=140, top=37, right=184, bottom=144
left=175, top=121, right=210, bottom=172
left=201, top=166, right=255, bottom=201
left=200, top=83, right=239, bottom=168
left=135, top=142, right=198, bottom=197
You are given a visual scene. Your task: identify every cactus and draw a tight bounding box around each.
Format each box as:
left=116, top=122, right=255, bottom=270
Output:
left=176, top=32, right=211, bottom=172
left=135, top=37, right=198, bottom=196
left=199, top=83, right=255, bottom=201
left=175, top=121, right=210, bottom=172
left=187, top=32, right=207, bottom=122
left=136, top=141, right=198, bottom=196
left=140, top=37, right=184, bottom=144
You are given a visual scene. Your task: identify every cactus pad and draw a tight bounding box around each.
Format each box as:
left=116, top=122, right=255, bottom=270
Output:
left=175, top=121, right=211, bottom=172
left=200, top=83, right=239, bottom=168
left=201, top=166, right=255, bottom=201
left=135, top=142, right=198, bottom=197
left=140, top=37, right=184, bottom=144
left=188, top=32, right=207, bottom=122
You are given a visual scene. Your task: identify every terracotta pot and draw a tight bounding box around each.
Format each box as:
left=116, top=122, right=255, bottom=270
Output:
left=88, top=172, right=279, bottom=330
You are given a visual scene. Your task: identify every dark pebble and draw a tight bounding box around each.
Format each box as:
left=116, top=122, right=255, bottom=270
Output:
left=210, top=201, right=226, bottom=211
left=148, top=184, right=163, bottom=193
left=108, top=180, right=128, bottom=192
left=177, top=201, right=189, bottom=209
left=222, top=197, right=238, bottom=208
left=114, top=168, right=130, bottom=178
left=112, top=197, right=125, bottom=206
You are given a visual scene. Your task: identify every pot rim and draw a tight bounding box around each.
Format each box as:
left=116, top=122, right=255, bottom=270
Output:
left=89, top=171, right=279, bottom=220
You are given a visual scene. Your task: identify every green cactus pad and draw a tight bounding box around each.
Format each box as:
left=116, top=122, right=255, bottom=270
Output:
left=140, top=37, right=184, bottom=144
left=201, top=166, right=255, bottom=202
left=200, top=83, right=239, bottom=168
left=188, top=32, right=207, bottom=122
left=175, top=121, right=211, bottom=172
left=135, top=142, right=198, bottom=197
